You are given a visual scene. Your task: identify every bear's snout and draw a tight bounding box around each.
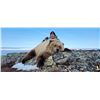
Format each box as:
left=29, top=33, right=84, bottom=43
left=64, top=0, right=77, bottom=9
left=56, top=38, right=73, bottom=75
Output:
left=56, top=49, right=59, bottom=53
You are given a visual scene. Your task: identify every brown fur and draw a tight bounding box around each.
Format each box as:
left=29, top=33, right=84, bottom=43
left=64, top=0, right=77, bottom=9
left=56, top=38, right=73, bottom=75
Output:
left=22, top=39, right=64, bottom=68
left=22, top=50, right=36, bottom=64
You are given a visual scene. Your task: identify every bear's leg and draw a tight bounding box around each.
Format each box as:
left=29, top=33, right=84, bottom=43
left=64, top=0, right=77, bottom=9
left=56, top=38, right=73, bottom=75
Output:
left=22, top=50, right=36, bottom=64
left=37, top=55, right=45, bottom=69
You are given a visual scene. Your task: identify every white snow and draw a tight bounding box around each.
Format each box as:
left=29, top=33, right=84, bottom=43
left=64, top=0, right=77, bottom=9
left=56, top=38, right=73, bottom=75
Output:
left=12, top=63, right=38, bottom=71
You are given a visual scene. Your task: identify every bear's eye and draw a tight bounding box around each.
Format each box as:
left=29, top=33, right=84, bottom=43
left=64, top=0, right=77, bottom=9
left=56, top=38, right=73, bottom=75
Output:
left=59, top=46, right=61, bottom=49
left=54, top=45, right=56, bottom=47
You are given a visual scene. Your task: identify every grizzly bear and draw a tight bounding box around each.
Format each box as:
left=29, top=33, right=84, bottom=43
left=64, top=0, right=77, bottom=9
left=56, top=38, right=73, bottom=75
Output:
left=22, top=39, right=64, bottom=69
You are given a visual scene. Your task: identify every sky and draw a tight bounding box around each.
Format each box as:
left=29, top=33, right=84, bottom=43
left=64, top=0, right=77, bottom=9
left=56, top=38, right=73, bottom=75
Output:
left=1, top=28, right=100, bottom=49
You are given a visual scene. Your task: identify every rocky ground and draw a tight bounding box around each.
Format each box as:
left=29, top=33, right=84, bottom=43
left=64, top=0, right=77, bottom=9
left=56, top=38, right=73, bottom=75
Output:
left=1, top=50, right=100, bottom=72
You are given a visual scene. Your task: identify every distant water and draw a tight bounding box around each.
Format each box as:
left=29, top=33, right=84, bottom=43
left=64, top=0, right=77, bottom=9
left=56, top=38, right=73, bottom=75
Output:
left=1, top=50, right=29, bottom=55
left=1, top=49, right=100, bottom=56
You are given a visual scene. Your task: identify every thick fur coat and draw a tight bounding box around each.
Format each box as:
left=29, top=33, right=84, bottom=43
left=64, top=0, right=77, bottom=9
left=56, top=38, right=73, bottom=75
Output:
left=22, top=39, right=64, bottom=68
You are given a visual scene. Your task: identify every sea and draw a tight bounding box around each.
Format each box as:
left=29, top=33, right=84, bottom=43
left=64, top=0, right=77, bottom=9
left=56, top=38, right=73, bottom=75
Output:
left=1, top=48, right=100, bottom=56
left=1, top=49, right=29, bottom=55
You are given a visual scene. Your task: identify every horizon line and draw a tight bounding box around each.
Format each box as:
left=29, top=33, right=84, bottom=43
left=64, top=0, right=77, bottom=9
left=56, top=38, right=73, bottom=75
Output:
left=0, top=48, right=100, bottom=50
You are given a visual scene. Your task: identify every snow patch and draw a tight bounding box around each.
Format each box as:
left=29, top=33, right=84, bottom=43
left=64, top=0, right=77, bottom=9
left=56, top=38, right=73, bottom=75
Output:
left=12, top=63, right=38, bottom=71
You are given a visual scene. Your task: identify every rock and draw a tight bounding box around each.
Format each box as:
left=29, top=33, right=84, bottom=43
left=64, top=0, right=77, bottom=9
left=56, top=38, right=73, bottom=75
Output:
left=44, top=56, right=55, bottom=67
left=1, top=50, right=100, bottom=72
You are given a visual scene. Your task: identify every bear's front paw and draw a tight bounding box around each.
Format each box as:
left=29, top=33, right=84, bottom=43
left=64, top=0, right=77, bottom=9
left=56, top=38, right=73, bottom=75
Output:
left=22, top=59, right=25, bottom=64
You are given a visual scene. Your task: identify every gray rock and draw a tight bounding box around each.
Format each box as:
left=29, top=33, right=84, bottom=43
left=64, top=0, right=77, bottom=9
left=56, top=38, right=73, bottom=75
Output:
left=1, top=50, right=100, bottom=72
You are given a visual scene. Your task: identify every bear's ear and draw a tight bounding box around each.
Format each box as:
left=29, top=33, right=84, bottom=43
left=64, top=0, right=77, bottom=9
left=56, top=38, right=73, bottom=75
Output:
left=49, top=39, right=55, bottom=43
left=48, top=39, right=55, bottom=45
left=48, top=40, right=53, bottom=46
left=49, top=40, right=53, bottom=43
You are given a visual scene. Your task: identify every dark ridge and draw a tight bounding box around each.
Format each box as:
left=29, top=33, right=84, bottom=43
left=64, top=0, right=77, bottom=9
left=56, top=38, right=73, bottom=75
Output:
left=64, top=48, right=72, bottom=52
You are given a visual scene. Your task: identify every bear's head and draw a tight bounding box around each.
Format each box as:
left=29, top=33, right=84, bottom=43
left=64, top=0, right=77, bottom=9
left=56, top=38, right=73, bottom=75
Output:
left=47, top=39, right=64, bottom=54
